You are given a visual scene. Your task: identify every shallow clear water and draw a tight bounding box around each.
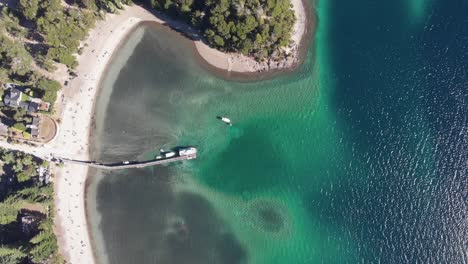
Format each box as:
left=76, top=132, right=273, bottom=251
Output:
left=87, top=1, right=468, bottom=263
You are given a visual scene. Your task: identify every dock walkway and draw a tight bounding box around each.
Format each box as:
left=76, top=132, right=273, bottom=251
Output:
left=61, top=153, right=196, bottom=170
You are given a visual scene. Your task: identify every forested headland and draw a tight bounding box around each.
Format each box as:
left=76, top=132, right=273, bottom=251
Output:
left=149, top=0, right=297, bottom=60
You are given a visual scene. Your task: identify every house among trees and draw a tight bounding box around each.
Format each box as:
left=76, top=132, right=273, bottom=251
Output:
left=19, top=210, right=46, bottom=236
left=21, top=214, right=40, bottom=235
left=2, top=83, right=50, bottom=113
left=3, top=87, right=22, bottom=107
left=26, top=117, right=41, bottom=138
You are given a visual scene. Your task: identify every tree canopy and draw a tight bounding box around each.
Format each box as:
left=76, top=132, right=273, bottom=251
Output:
left=0, top=148, right=63, bottom=263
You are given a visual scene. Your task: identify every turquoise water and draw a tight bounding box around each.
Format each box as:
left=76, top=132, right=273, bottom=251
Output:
left=87, top=1, right=467, bottom=263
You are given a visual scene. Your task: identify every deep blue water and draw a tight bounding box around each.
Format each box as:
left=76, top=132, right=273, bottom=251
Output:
left=320, top=0, right=468, bottom=262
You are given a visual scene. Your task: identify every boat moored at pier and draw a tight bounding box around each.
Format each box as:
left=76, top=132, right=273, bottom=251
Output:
left=178, top=147, right=197, bottom=159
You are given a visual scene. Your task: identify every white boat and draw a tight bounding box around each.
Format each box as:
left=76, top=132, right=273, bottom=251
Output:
left=217, top=116, right=232, bottom=126
left=179, top=147, right=197, bottom=156
left=123, top=161, right=130, bottom=164
left=164, top=152, right=176, bottom=158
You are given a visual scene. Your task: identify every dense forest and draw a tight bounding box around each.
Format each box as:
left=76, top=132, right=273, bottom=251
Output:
left=0, top=148, right=63, bottom=264
left=0, top=0, right=97, bottom=111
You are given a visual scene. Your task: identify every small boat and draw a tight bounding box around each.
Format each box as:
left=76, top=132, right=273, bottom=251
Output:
left=216, top=116, right=232, bottom=126
left=178, top=147, right=197, bottom=156
left=123, top=161, right=130, bottom=164
left=164, top=152, right=176, bottom=158
left=178, top=147, right=197, bottom=159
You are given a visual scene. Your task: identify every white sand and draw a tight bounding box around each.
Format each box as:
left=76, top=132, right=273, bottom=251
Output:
left=50, top=7, right=165, bottom=264
left=0, top=2, right=308, bottom=263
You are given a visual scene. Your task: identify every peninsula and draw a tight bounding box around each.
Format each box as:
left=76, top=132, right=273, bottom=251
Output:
left=0, top=0, right=309, bottom=263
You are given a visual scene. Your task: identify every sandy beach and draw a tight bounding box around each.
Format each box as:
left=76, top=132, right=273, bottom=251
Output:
left=51, top=7, right=164, bottom=263
left=0, top=2, right=309, bottom=263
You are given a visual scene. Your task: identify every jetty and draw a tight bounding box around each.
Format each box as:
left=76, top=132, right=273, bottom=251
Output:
left=59, top=147, right=197, bottom=170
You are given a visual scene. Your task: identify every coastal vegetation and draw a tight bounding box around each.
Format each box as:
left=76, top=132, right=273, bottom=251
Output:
left=0, top=0, right=96, bottom=123
left=70, top=0, right=297, bottom=60
left=1, top=0, right=97, bottom=75
left=149, top=0, right=296, bottom=60
left=0, top=148, right=63, bottom=264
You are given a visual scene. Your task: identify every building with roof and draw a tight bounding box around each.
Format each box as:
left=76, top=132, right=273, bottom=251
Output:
left=21, top=215, right=39, bottom=234
left=27, top=117, right=41, bottom=130
left=38, top=102, right=51, bottom=111
left=3, top=84, right=50, bottom=113
left=25, top=117, right=41, bottom=138
left=4, top=88, right=22, bottom=107
left=30, top=128, right=39, bottom=138
left=27, top=102, right=39, bottom=113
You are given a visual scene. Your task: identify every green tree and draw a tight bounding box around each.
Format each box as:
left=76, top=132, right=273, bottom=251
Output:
left=13, top=108, right=27, bottom=121
left=2, top=152, right=15, bottom=164
left=0, top=247, right=26, bottom=264
left=30, top=220, right=58, bottom=263
left=19, top=0, right=39, bottom=20
left=17, top=170, right=32, bottom=182
left=37, top=78, right=61, bottom=105
left=0, top=199, right=19, bottom=225
left=12, top=162, right=24, bottom=173
left=0, top=35, right=33, bottom=76
left=13, top=122, right=26, bottom=132
left=21, top=155, right=34, bottom=166
left=213, top=35, right=225, bottom=46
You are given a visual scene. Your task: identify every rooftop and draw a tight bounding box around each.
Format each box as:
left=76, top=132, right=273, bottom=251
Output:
left=4, top=88, right=22, bottom=107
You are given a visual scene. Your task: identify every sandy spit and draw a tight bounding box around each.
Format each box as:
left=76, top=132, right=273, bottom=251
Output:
left=195, top=0, right=308, bottom=73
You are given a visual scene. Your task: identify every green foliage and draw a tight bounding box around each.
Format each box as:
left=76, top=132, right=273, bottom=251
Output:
left=0, top=148, right=62, bottom=262
left=0, top=199, right=19, bottom=225
left=37, top=78, right=61, bottom=105
left=19, top=0, right=39, bottom=20
left=13, top=108, right=27, bottom=121
left=37, top=55, right=57, bottom=72
left=0, top=247, right=27, bottom=264
left=0, top=8, right=28, bottom=38
left=15, top=185, right=53, bottom=204
left=16, top=165, right=34, bottom=181
left=36, top=4, right=96, bottom=67
left=0, top=35, right=33, bottom=77
left=1, top=149, right=41, bottom=184
left=12, top=122, right=26, bottom=132
left=1, top=152, right=15, bottom=164
left=29, top=219, right=58, bottom=263
left=150, top=0, right=296, bottom=59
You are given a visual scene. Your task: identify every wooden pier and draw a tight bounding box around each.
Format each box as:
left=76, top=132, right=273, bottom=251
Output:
left=61, top=153, right=196, bottom=170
